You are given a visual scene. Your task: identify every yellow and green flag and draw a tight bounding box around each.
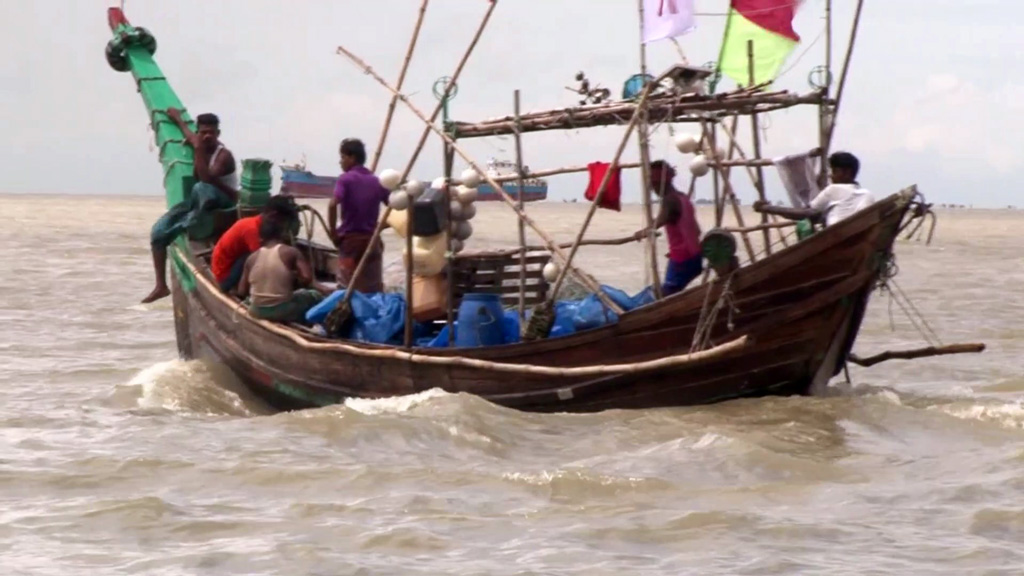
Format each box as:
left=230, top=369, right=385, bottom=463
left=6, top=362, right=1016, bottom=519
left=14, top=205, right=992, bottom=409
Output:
left=718, top=0, right=802, bottom=87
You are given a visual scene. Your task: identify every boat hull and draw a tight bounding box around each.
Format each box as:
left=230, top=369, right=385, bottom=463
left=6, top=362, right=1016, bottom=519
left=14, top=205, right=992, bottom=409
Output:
left=168, top=191, right=911, bottom=413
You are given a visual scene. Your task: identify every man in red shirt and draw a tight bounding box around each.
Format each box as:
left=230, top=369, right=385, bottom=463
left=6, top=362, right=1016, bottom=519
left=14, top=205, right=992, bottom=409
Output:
left=212, top=196, right=299, bottom=293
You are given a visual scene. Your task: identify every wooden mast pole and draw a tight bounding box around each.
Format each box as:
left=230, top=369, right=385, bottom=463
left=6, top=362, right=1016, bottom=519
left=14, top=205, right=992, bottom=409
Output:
left=512, top=90, right=528, bottom=320
left=334, top=0, right=498, bottom=328
left=636, top=0, right=661, bottom=298
left=824, top=0, right=866, bottom=153
left=746, top=39, right=772, bottom=255
left=336, top=44, right=627, bottom=314
left=369, top=0, right=429, bottom=172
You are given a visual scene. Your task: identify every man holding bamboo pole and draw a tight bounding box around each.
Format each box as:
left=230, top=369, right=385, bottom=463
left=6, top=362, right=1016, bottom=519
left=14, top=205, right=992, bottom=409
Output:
left=633, top=160, right=703, bottom=296
left=328, top=138, right=391, bottom=294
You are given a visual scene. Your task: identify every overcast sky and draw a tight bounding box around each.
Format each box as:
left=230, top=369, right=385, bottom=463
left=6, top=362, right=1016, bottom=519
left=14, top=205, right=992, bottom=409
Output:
left=1, top=1, right=1019, bottom=207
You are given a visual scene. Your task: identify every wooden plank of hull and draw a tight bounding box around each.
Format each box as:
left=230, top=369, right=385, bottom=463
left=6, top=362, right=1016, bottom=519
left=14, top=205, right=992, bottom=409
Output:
left=169, top=190, right=911, bottom=412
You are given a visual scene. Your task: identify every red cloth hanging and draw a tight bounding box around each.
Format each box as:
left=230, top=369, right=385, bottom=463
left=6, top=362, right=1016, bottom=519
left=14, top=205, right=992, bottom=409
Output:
left=584, top=162, right=622, bottom=211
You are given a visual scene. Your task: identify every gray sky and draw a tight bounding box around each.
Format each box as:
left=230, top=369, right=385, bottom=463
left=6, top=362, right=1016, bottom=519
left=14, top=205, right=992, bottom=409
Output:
left=1, top=1, right=1019, bottom=207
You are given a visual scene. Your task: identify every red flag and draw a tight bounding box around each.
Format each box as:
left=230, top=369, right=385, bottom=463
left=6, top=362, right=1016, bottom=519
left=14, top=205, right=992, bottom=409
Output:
left=585, top=162, right=622, bottom=212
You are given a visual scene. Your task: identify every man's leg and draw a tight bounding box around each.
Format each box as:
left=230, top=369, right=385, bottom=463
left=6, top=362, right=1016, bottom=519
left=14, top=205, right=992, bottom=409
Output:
left=141, top=245, right=172, bottom=304
left=673, top=255, right=703, bottom=293
left=142, top=206, right=186, bottom=303
left=360, top=240, right=385, bottom=294
left=661, top=259, right=684, bottom=297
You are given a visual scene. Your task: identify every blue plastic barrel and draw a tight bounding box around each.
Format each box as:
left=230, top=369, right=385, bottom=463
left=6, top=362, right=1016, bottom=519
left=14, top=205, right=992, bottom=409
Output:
left=455, top=293, right=504, bottom=347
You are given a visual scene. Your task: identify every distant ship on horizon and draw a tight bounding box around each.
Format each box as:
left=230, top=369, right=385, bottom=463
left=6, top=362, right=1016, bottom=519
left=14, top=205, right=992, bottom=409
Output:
left=279, top=156, right=548, bottom=202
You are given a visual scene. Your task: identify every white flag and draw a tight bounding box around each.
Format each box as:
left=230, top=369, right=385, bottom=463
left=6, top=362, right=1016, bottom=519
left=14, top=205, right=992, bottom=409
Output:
left=642, top=0, right=696, bottom=44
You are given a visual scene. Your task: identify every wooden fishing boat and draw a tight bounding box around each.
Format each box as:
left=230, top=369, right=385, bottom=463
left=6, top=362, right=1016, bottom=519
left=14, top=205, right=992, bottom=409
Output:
left=105, top=4, right=937, bottom=413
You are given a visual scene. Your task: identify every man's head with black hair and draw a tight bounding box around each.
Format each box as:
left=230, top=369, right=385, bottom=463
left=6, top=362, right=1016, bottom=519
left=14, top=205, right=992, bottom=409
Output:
left=828, top=151, right=860, bottom=185
left=339, top=138, right=367, bottom=172
left=648, top=159, right=676, bottom=197
left=195, top=113, right=221, bottom=153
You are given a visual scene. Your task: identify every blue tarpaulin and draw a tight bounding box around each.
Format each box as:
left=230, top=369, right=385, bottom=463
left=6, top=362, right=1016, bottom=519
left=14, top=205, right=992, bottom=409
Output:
left=306, top=290, right=429, bottom=345
left=415, top=285, right=655, bottom=348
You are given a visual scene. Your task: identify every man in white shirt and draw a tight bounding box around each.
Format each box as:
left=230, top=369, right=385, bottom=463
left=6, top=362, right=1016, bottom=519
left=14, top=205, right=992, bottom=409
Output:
left=754, top=152, right=875, bottom=227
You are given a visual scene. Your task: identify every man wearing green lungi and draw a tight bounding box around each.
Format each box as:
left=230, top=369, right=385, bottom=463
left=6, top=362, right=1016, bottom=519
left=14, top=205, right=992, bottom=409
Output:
left=142, top=108, right=238, bottom=303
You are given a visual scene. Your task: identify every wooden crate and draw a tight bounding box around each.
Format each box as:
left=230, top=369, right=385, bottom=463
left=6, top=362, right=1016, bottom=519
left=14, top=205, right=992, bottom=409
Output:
left=451, top=248, right=551, bottom=308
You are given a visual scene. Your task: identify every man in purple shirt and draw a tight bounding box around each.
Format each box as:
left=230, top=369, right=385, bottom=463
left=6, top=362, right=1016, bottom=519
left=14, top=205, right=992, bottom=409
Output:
left=327, top=138, right=391, bottom=293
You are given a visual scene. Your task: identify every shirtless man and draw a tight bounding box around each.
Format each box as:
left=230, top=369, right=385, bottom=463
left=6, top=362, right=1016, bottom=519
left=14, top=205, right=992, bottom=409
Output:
left=237, top=216, right=332, bottom=324
left=141, top=109, right=238, bottom=303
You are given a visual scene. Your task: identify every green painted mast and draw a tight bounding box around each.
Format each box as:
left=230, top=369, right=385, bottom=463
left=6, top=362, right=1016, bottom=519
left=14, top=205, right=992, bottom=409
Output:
left=106, top=7, right=195, bottom=210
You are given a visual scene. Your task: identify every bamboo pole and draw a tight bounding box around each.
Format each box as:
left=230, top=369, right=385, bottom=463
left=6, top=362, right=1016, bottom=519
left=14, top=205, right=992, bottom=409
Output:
left=490, top=152, right=823, bottom=182
left=723, top=221, right=796, bottom=234
left=825, top=0, right=833, bottom=76
left=746, top=40, right=772, bottom=256
left=710, top=123, right=723, bottom=227
left=521, top=233, right=659, bottom=251
left=824, top=0, right=866, bottom=152
left=336, top=44, right=626, bottom=315
left=335, top=0, right=497, bottom=319
left=403, top=211, right=414, bottom=347
left=636, top=0, right=661, bottom=299
left=710, top=150, right=821, bottom=168
left=493, top=162, right=641, bottom=182
left=451, top=92, right=825, bottom=138
left=512, top=90, right=528, bottom=319
left=444, top=144, right=456, bottom=346
left=849, top=343, right=985, bottom=368
left=819, top=0, right=833, bottom=186
left=369, top=0, right=429, bottom=172
left=708, top=117, right=757, bottom=263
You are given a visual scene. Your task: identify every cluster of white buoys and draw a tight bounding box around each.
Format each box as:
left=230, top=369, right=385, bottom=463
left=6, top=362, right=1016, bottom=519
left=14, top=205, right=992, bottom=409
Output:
left=446, top=168, right=481, bottom=249
left=673, top=132, right=728, bottom=178
left=379, top=167, right=482, bottom=276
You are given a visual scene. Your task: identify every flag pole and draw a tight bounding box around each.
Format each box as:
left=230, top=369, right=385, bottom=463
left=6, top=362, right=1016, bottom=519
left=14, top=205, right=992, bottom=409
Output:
left=824, top=0, right=866, bottom=155
left=818, top=0, right=833, bottom=186
left=636, top=0, right=661, bottom=299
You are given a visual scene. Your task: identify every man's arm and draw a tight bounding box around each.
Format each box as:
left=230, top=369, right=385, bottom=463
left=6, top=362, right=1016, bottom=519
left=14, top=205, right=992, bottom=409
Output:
left=634, top=194, right=679, bottom=240
left=753, top=186, right=832, bottom=223
left=327, top=179, right=343, bottom=247
left=166, top=108, right=199, bottom=147
left=237, top=254, right=255, bottom=299
left=283, top=246, right=314, bottom=287
left=165, top=108, right=237, bottom=201
left=752, top=201, right=820, bottom=222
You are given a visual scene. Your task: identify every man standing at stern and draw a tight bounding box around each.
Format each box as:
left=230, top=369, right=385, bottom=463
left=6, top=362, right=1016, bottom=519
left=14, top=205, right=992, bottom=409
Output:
left=327, top=138, right=390, bottom=294
left=634, top=160, right=704, bottom=296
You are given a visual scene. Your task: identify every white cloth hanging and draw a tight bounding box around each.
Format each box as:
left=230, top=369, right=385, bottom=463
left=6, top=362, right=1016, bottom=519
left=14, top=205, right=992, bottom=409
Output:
left=773, top=151, right=820, bottom=208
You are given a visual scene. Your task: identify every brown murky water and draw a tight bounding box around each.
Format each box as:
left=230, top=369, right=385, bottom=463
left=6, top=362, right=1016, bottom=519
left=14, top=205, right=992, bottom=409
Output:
left=1, top=194, right=1021, bottom=574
